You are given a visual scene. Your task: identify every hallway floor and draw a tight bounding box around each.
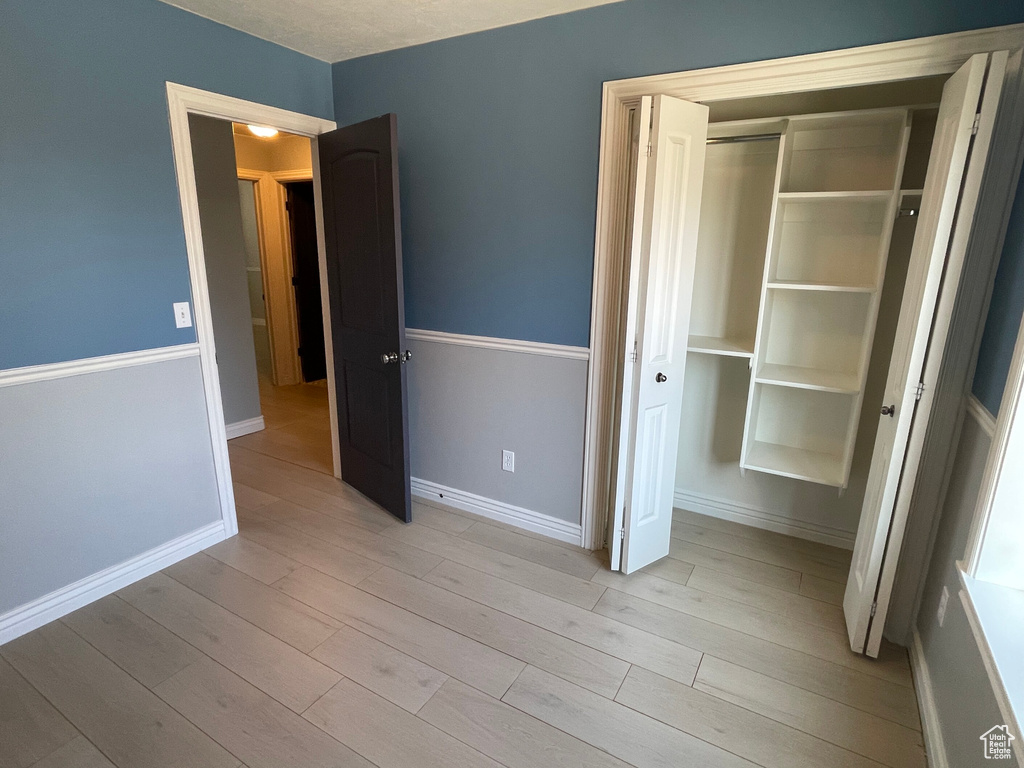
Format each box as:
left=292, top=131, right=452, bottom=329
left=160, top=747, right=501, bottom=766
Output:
left=1, top=390, right=926, bottom=768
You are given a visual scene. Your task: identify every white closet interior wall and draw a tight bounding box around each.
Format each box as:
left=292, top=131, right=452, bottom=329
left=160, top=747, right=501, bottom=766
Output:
left=674, top=86, right=940, bottom=548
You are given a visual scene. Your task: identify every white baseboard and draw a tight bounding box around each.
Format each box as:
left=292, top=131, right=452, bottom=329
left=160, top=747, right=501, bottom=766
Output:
left=226, top=415, right=265, bottom=439
left=411, top=477, right=582, bottom=546
left=673, top=488, right=856, bottom=550
left=910, top=628, right=949, bottom=768
left=0, top=521, right=227, bottom=645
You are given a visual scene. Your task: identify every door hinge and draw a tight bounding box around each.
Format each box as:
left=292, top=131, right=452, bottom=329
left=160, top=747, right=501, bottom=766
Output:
left=972, top=113, right=981, bottom=135
left=620, top=527, right=625, bottom=541
left=870, top=601, right=877, bottom=618
left=629, top=338, right=638, bottom=363
left=915, top=381, right=925, bottom=401
left=646, top=141, right=652, bottom=157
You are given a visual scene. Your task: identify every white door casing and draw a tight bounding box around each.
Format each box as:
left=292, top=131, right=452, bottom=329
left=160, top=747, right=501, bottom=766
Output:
left=615, top=95, right=709, bottom=574
left=844, top=53, right=997, bottom=656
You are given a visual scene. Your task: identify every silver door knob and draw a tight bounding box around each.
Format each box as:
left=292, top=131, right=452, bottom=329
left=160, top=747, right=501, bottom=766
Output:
left=381, top=352, right=400, bottom=364
left=401, top=350, right=412, bottom=363
left=656, top=372, right=667, bottom=383
left=881, top=404, right=896, bottom=417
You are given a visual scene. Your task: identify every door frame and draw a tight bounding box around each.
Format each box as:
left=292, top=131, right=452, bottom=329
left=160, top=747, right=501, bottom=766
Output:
left=165, top=82, right=340, bottom=540
left=583, top=25, right=1024, bottom=569
left=236, top=167, right=313, bottom=387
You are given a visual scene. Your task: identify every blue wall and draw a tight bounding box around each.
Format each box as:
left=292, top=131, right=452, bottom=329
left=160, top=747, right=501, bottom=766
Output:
left=332, top=0, right=1024, bottom=348
left=973, top=172, right=1024, bottom=413
left=0, top=0, right=332, bottom=369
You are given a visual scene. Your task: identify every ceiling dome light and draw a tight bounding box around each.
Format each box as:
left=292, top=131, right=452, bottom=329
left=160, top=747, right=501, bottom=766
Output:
left=247, top=124, right=279, bottom=138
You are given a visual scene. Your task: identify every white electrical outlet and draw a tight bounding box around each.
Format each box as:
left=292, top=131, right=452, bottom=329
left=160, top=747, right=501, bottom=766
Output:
left=937, top=585, right=949, bottom=627
left=173, top=302, right=193, bottom=329
left=502, top=450, right=515, bottom=473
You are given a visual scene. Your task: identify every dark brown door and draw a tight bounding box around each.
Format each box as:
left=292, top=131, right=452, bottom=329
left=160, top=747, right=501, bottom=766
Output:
left=318, top=114, right=411, bottom=523
left=286, top=181, right=327, bottom=382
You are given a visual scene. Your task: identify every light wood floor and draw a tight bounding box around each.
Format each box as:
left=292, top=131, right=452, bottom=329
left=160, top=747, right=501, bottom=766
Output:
left=1, top=386, right=926, bottom=768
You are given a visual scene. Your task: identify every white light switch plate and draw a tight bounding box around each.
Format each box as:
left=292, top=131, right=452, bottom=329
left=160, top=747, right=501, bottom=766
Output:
left=174, top=302, right=192, bottom=329
left=937, top=585, right=949, bottom=627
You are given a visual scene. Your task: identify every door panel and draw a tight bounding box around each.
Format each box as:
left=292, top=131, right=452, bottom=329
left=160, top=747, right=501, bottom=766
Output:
left=614, top=95, right=710, bottom=574
left=319, top=114, right=411, bottom=522
left=844, top=53, right=995, bottom=655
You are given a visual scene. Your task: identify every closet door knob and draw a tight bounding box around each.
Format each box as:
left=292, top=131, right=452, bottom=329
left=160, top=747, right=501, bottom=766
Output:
left=881, top=404, right=896, bottom=417
left=656, top=372, right=667, bottom=383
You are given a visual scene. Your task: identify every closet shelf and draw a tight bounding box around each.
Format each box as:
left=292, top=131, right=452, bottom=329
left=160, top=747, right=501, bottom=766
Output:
left=755, top=364, right=860, bottom=394
left=743, top=441, right=846, bottom=487
left=767, top=280, right=876, bottom=293
left=687, top=335, right=754, bottom=358
left=776, top=190, right=892, bottom=202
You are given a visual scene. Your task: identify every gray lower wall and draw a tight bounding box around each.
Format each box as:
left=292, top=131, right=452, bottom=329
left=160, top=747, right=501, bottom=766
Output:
left=0, top=354, right=221, bottom=616
left=407, top=338, right=587, bottom=524
left=190, top=115, right=262, bottom=426
left=916, top=405, right=1005, bottom=767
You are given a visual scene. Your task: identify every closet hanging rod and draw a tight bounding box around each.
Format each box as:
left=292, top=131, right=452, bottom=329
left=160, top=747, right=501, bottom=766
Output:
left=706, top=133, right=782, bottom=145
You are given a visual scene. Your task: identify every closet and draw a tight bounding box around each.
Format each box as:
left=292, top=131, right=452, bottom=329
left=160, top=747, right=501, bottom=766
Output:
left=676, top=99, right=938, bottom=541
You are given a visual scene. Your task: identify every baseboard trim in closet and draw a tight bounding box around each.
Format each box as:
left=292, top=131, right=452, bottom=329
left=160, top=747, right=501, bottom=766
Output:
left=411, top=478, right=582, bottom=546
left=225, top=415, right=265, bottom=439
left=673, top=488, right=855, bottom=550
left=910, top=629, right=949, bottom=768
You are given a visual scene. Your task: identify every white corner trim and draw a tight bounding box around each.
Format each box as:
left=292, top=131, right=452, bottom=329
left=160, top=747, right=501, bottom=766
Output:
left=406, top=328, right=590, bottom=361
left=411, top=477, right=583, bottom=545
left=0, top=521, right=227, bottom=645
left=0, top=344, right=200, bottom=389
left=967, top=394, right=998, bottom=438
left=910, top=628, right=950, bottom=768
left=225, top=415, right=266, bottom=439
left=673, top=488, right=856, bottom=550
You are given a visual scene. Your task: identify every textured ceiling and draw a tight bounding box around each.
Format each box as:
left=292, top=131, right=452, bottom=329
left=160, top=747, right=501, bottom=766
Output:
left=160, top=0, right=624, bottom=62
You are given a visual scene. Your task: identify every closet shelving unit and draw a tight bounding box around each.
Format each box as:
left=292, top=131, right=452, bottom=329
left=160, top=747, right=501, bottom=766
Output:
left=737, top=108, right=912, bottom=487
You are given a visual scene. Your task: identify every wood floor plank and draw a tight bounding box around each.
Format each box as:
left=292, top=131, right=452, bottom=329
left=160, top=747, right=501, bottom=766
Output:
left=229, top=444, right=365, bottom=507
left=694, top=656, right=925, bottom=767
left=27, top=737, right=115, bottom=768
left=669, top=538, right=802, bottom=591
left=593, top=570, right=904, bottom=683
left=408, top=502, right=476, bottom=534
left=617, top=665, right=887, bottom=768
left=232, top=482, right=279, bottom=512
left=118, top=572, right=340, bottom=713
left=672, top=522, right=850, bottom=582
left=274, top=566, right=524, bottom=698
left=686, top=566, right=846, bottom=631
left=229, top=458, right=392, bottom=534
left=204, top=535, right=302, bottom=585
left=503, top=665, right=758, bottom=768
left=231, top=463, right=389, bottom=534
left=800, top=573, right=846, bottom=606
left=259, top=499, right=444, bottom=577
left=593, top=589, right=920, bottom=728
left=639, top=556, right=694, bottom=585
left=0, top=656, right=78, bottom=768
left=305, top=678, right=503, bottom=768
left=1, top=623, right=239, bottom=768
left=425, top=560, right=701, bottom=686
left=360, top=566, right=628, bottom=697
left=164, top=553, right=342, bottom=653
left=310, top=625, right=448, bottom=713
left=419, top=678, right=633, bottom=768
left=383, top=521, right=607, bottom=609
left=238, top=517, right=382, bottom=585
left=673, top=509, right=853, bottom=565
left=155, top=658, right=372, bottom=768
left=61, top=594, right=201, bottom=689
left=459, top=521, right=602, bottom=580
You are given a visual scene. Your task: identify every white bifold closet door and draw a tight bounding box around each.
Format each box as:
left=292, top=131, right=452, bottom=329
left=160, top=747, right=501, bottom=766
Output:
left=610, top=95, right=709, bottom=574
left=845, top=52, right=1004, bottom=657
